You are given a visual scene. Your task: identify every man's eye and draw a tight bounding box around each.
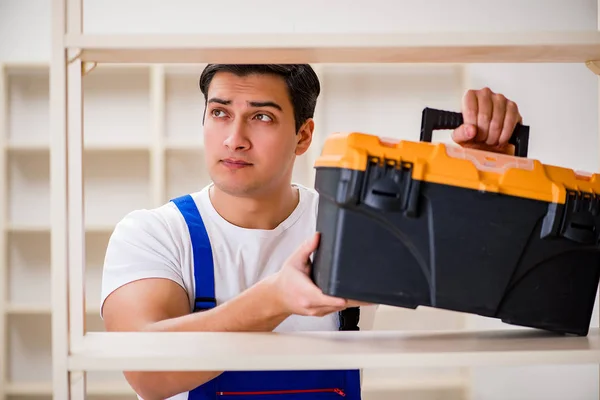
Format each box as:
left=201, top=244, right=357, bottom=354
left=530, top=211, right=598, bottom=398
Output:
left=211, top=109, right=226, bottom=118
left=254, top=114, right=272, bottom=122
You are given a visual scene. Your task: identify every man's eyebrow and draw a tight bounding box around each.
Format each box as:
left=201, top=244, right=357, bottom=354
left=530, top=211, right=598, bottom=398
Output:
left=207, top=98, right=282, bottom=111
left=207, top=97, right=231, bottom=105
left=248, top=101, right=282, bottom=111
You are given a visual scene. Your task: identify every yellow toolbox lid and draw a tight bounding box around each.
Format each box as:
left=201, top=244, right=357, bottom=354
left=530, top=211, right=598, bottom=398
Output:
left=314, top=131, right=600, bottom=205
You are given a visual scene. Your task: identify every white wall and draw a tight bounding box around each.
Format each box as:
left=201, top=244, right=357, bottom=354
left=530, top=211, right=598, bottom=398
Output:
left=1, top=1, right=599, bottom=399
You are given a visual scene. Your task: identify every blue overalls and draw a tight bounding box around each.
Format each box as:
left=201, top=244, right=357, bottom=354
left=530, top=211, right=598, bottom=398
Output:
left=171, top=194, right=362, bottom=399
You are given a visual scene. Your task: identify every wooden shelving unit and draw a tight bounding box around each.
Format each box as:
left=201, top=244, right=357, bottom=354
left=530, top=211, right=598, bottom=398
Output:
left=0, top=0, right=598, bottom=399
left=0, top=61, right=141, bottom=400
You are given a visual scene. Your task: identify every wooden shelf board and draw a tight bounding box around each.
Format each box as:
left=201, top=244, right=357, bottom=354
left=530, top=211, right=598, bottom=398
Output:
left=5, top=380, right=134, bottom=395
left=5, top=224, right=115, bottom=233
left=7, top=142, right=203, bottom=153
left=82, top=142, right=151, bottom=152
left=165, top=138, right=204, bottom=151
left=68, top=328, right=600, bottom=372
left=6, top=223, right=51, bottom=233
left=362, top=375, right=466, bottom=391
left=88, top=381, right=135, bottom=396
left=86, top=224, right=116, bottom=233
left=4, top=377, right=464, bottom=395
left=6, top=303, right=52, bottom=315
left=7, top=142, right=152, bottom=152
left=3, top=62, right=49, bottom=72
left=6, top=141, right=50, bottom=152
left=6, top=303, right=102, bottom=315
left=5, top=381, right=52, bottom=395
left=64, top=31, right=600, bottom=64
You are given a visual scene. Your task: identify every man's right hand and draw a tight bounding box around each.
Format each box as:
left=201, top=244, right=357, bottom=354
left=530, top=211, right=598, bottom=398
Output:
left=269, top=232, right=368, bottom=317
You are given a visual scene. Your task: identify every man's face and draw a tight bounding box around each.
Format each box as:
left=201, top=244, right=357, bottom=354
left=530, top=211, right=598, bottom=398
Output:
left=203, top=71, right=313, bottom=198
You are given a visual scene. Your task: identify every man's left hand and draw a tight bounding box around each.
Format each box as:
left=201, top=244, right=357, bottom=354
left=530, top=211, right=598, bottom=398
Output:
left=451, top=87, right=523, bottom=155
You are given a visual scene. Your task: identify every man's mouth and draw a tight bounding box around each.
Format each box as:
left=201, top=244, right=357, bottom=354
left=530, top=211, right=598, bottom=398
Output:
left=221, top=158, right=252, bottom=169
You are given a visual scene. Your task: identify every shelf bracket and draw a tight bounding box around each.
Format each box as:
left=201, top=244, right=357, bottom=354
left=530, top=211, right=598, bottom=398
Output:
left=67, top=49, right=82, bottom=64
left=67, top=50, right=97, bottom=76
left=81, top=61, right=97, bottom=76
left=585, top=60, right=600, bottom=75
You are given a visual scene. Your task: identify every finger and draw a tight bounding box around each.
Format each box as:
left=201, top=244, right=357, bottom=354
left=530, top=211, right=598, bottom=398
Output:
left=317, top=303, right=352, bottom=314
left=290, top=232, right=320, bottom=266
left=499, top=100, right=521, bottom=146
left=462, top=89, right=478, bottom=128
left=308, top=289, right=348, bottom=309
left=475, top=87, right=493, bottom=142
left=346, top=300, right=374, bottom=307
left=295, top=273, right=349, bottom=309
left=301, top=301, right=348, bottom=317
left=487, top=93, right=506, bottom=146
left=298, top=262, right=311, bottom=275
left=461, top=141, right=513, bottom=155
left=451, top=124, right=477, bottom=144
left=302, top=282, right=349, bottom=308
left=305, top=306, right=347, bottom=317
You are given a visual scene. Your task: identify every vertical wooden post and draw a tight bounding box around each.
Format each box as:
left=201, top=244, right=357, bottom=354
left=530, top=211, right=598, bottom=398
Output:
left=66, top=56, right=86, bottom=400
left=308, top=64, right=326, bottom=188
left=50, top=0, right=70, bottom=397
left=0, top=62, right=7, bottom=400
left=66, top=0, right=86, bottom=398
left=150, top=65, right=166, bottom=206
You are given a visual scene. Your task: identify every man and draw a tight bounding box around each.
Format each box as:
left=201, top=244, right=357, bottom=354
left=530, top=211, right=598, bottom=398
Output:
left=100, top=64, right=523, bottom=400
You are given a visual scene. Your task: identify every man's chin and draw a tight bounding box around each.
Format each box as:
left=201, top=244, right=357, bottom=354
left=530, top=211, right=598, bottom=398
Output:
left=211, top=179, right=262, bottom=198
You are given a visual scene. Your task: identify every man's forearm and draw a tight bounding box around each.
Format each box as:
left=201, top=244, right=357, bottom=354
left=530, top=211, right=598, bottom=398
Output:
left=126, top=276, right=289, bottom=400
left=148, top=275, right=288, bottom=333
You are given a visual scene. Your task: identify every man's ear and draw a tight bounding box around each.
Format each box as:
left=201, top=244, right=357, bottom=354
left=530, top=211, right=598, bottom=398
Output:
left=295, top=118, right=315, bottom=156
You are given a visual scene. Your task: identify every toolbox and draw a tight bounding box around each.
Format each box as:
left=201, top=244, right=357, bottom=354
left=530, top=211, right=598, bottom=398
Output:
left=311, top=107, right=600, bottom=336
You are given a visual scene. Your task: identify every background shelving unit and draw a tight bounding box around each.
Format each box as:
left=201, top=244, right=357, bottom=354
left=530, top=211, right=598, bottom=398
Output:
left=1, top=60, right=472, bottom=399
left=1, top=61, right=139, bottom=399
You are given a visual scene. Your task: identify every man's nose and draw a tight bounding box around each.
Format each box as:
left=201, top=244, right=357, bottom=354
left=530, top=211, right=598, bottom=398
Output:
left=223, top=120, right=250, bottom=151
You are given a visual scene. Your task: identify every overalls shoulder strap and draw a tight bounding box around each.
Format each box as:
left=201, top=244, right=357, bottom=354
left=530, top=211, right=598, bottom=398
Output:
left=171, top=194, right=217, bottom=312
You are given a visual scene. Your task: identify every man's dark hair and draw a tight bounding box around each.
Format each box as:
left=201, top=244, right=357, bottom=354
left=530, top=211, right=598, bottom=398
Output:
left=199, top=64, right=321, bottom=133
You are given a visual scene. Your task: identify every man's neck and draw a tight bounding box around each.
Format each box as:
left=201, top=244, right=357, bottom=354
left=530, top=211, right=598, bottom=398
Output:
left=209, top=184, right=299, bottom=230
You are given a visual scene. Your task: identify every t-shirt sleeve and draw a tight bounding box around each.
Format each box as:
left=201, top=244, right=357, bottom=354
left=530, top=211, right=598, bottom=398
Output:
left=100, top=207, right=186, bottom=317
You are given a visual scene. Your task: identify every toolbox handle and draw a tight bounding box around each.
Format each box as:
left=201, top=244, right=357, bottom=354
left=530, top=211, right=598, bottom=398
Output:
left=419, top=107, right=530, bottom=158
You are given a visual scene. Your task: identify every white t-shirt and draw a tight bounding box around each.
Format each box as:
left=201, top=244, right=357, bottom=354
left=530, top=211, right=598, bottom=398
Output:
left=100, top=182, right=376, bottom=399
left=102, top=182, right=342, bottom=330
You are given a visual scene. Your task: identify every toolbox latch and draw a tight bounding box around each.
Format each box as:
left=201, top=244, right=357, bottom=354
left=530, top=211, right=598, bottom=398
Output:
left=361, top=157, right=420, bottom=216
left=541, top=190, right=600, bottom=245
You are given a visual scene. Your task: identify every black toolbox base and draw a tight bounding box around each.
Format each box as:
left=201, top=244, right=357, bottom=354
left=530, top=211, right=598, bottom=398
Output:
left=312, top=165, right=600, bottom=336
